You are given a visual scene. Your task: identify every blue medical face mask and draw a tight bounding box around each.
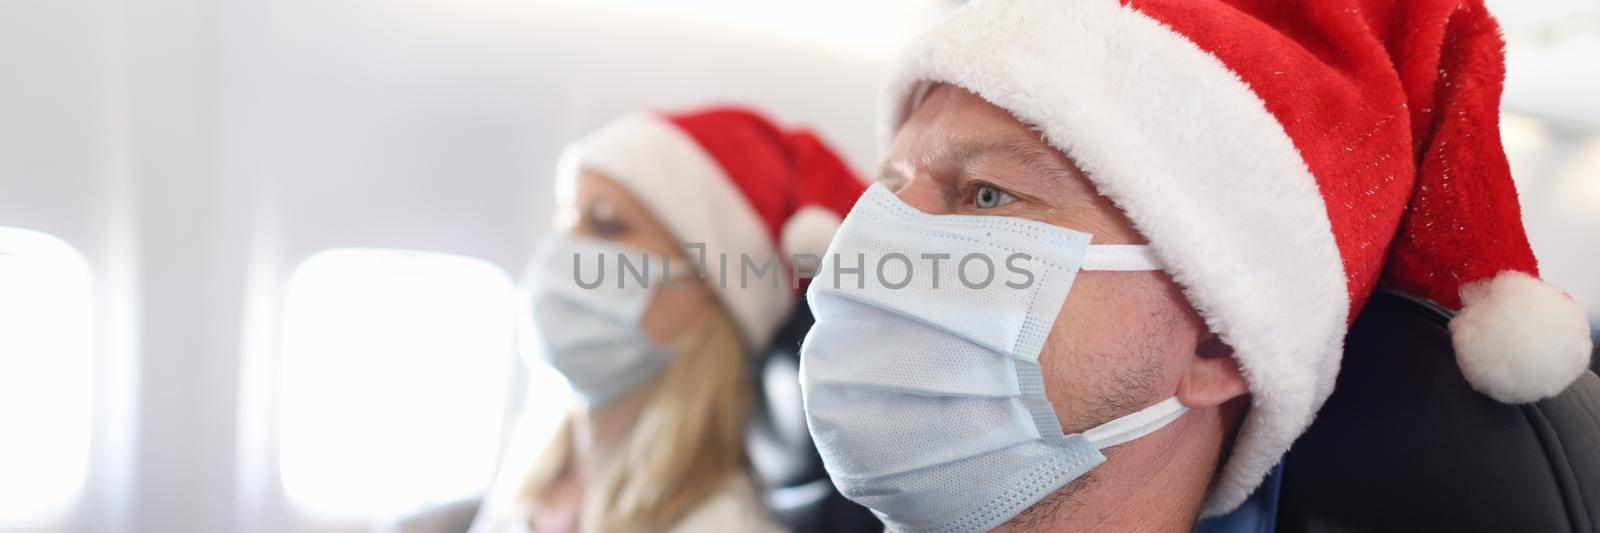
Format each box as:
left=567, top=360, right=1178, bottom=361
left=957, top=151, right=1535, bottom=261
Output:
left=522, top=234, right=681, bottom=406
left=799, top=184, right=1188, bottom=533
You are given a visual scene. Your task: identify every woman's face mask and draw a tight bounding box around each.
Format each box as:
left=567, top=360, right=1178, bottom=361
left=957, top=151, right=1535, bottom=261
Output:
left=521, top=234, right=693, bottom=406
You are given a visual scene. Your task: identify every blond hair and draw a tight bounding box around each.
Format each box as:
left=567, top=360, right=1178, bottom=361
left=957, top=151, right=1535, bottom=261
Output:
left=516, top=305, right=752, bottom=532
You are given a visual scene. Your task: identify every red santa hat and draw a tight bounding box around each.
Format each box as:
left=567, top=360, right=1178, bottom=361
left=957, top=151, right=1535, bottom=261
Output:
left=880, top=0, right=1593, bottom=515
left=556, top=107, right=866, bottom=349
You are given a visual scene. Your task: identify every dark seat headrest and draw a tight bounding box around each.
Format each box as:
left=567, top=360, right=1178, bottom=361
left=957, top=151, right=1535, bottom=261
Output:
left=745, top=300, right=882, bottom=533
left=1279, top=289, right=1600, bottom=532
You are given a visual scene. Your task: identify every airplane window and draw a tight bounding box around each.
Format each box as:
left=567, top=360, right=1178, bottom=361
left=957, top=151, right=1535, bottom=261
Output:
left=0, top=227, right=93, bottom=526
left=277, top=248, right=514, bottom=518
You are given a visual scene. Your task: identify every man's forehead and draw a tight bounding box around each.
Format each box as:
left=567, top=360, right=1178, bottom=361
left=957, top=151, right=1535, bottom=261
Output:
left=898, top=87, right=1086, bottom=188
left=890, top=83, right=1146, bottom=244
left=897, top=88, right=1061, bottom=164
left=906, top=84, right=1036, bottom=143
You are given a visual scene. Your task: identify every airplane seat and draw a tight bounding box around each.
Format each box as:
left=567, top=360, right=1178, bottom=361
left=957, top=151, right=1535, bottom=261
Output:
left=382, top=497, right=481, bottom=533
left=1277, top=288, right=1600, bottom=532
left=745, top=300, right=884, bottom=533
left=1591, top=332, right=1599, bottom=374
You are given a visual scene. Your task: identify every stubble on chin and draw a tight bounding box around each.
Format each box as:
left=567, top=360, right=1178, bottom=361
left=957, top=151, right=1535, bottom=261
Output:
left=997, top=470, right=1099, bottom=532
left=1000, top=309, right=1177, bottom=531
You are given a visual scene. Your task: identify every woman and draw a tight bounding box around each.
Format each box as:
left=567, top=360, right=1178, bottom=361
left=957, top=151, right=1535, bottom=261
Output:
left=470, top=107, right=865, bottom=533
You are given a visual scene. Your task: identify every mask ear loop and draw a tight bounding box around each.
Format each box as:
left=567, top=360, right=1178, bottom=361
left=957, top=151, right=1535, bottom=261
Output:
left=1082, top=397, right=1189, bottom=449
left=1075, top=244, right=1183, bottom=448
left=1081, top=244, right=1164, bottom=271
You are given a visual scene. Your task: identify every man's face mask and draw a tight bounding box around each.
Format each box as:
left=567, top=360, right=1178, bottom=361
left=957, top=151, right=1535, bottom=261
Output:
left=799, top=184, right=1187, bottom=533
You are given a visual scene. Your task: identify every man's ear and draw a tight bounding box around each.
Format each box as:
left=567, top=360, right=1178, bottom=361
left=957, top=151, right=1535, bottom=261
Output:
left=1177, top=333, right=1249, bottom=408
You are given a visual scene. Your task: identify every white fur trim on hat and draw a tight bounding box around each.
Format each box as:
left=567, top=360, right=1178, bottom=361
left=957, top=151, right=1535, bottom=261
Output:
left=557, top=113, right=790, bottom=348
left=880, top=0, right=1349, bottom=516
left=1450, top=270, right=1593, bottom=404
left=780, top=205, right=843, bottom=261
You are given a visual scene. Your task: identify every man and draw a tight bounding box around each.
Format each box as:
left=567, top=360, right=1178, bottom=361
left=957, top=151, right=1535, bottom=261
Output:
left=797, top=0, right=1594, bottom=531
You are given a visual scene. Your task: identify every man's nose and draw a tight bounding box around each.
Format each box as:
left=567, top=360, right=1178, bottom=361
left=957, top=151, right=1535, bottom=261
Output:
left=892, top=174, right=951, bottom=216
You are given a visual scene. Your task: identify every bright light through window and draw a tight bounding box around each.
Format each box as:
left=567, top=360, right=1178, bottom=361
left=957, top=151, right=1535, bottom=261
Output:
left=278, top=248, right=515, bottom=518
left=1555, top=137, right=1600, bottom=219
left=0, top=227, right=92, bottom=526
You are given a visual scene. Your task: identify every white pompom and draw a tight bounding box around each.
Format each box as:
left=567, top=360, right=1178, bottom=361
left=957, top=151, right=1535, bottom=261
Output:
left=1449, top=270, right=1594, bottom=404
left=780, top=206, right=843, bottom=260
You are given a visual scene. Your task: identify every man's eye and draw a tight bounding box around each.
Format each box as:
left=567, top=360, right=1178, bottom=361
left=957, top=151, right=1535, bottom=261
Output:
left=973, top=185, right=1015, bottom=209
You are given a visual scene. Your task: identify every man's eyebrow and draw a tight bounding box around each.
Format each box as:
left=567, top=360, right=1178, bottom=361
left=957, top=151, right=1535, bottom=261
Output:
left=942, top=135, right=1079, bottom=185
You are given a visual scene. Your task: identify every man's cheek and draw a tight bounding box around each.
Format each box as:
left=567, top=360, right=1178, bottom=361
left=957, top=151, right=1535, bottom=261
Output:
left=1036, top=338, right=1103, bottom=435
